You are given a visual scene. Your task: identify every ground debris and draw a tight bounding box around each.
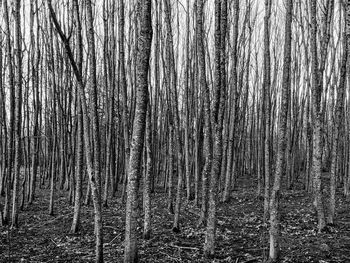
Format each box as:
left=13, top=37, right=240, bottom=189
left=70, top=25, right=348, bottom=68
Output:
left=0, top=178, right=349, bottom=262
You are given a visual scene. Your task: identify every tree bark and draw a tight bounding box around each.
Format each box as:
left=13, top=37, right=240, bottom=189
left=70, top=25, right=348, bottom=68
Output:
left=310, top=0, right=326, bottom=232
left=48, top=1, right=103, bottom=261
left=2, top=0, right=16, bottom=226
left=204, top=0, right=227, bottom=257
left=269, top=0, right=292, bottom=260
left=71, top=0, right=84, bottom=234
left=223, top=0, right=239, bottom=203
left=11, top=0, right=23, bottom=228
left=197, top=0, right=213, bottom=227
left=143, top=102, right=152, bottom=240
left=263, top=0, right=272, bottom=223
left=124, top=1, right=152, bottom=262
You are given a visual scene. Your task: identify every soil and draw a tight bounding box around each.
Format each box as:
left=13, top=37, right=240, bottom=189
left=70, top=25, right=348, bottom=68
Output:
left=0, top=177, right=349, bottom=262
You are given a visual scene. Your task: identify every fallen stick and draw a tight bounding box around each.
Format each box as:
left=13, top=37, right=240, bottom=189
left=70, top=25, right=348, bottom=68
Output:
left=170, top=243, right=200, bottom=250
left=107, top=233, right=122, bottom=245
left=28, top=212, right=74, bottom=230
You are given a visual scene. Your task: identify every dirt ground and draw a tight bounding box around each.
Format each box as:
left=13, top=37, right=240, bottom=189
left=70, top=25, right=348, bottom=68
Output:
left=1, top=177, right=349, bottom=262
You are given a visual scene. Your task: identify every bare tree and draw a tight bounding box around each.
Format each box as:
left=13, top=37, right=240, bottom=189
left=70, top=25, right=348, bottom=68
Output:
left=11, top=0, right=23, bottom=228
left=197, top=0, right=213, bottom=228
left=263, top=0, right=272, bottom=223
left=223, top=0, right=239, bottom=203
left=124, top=0, right=152, bottom=262
left=204, top=0, right=228, bottom=257
left=48, top=1, right=103, bottom=261
left=71, top=0, right=84, bottom=234
left=310, top=0, right=326, bottom=232
left=269, top=0, right=292, bottom=260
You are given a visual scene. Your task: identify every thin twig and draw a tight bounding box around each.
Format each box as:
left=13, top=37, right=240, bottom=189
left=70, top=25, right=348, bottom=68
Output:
left=28, top=212, right=74, bottom=230
left=107, top=233, right=122, bottom=245
left=159, top=251, right=181, bottom=262
left=50, top=238, right=58, bottom=247
left=170, top=244, right=200, bottom=250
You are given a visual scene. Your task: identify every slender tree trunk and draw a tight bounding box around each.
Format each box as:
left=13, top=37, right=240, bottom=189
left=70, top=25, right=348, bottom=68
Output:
left=143, top=102, right=152, bottom=240
left=269, top=0, right=292, bottom=260
left=344, top=0, right=350, bottom=200
left=329, top=10, right=347, bottom=223
left=311, top=0, right=326, bottom=232
left=71, top=0, right=84, bottom=233
left=2, top=0, right=15, bottom=226
left=119, top=0, right=130, bottom=204
left=85, top=1, right=103, bottom=261
left=11, top=0, right=23, bottom=228
left=48, top=1, right=103, bottom=261
left=223, top=0, right=239, bottom=203
left=49, top=138, right=56, bottom=216
left=197, top=0, right=213, bottom=227
left=28, top=0, right=40, bottom=205
left=124, top=1, right=152, bottom=262
left=184, top=0, right=192, bottom=202
left=204, top=0, right=227, bottom=257
left=263, top=0, right=272, bottom=223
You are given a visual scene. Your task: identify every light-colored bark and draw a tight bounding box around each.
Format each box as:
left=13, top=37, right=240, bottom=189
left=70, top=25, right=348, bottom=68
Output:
left=143, top=103, right=152, bottom=240
left=119, top=0, right=130, bottom=205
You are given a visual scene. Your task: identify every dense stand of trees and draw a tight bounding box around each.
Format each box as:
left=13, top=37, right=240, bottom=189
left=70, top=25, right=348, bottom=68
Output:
left=0, top=0, right=349, bottom=262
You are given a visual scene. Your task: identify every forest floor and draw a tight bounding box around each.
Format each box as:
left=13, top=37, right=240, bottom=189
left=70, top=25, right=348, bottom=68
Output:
left=0, top=176, right=350, bottom=263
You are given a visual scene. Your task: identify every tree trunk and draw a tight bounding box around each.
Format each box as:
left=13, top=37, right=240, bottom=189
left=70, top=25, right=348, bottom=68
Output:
left=124, top=1, right=152, bottom=262
left=119, top=0, right=130, bottom=205
left=269, top=0, right=292, bottom=260
left=197, top=0, right=213, bottom=227
left=143, top=102, right=152, bottom=240
left=11, top=0, right=23, bottom=228
left=310, top=0, right=326, bottom=232
left=223, top=0, right=239, bottom=203
left=263, top=0, right=272, bottom=223
left=204, top=0, right=227, bottom=257
left=71, top=0, right=84, bottom=233
left=48, top=1, right=103, bottom=261
left=329, top=6, right=347, bottom=223
left=2, top=0, right=15, bottom=226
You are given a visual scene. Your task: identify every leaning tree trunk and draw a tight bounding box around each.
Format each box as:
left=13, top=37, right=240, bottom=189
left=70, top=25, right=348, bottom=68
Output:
left=124, top=1, right=152, bottom=262
left=48, top=1, right=103, bottom=261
